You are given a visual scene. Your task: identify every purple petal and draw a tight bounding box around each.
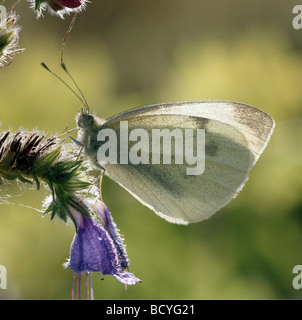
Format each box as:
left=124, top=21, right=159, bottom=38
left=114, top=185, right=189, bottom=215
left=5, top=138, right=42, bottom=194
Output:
left=65, top=214, right=120, bottom=275
left=94, top=199, right=129, bottom=269
left=113, top=271, right=142, bottom=285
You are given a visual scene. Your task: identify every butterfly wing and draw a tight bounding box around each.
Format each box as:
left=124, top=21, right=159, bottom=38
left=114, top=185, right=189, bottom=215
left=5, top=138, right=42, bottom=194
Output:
left=98, top=101, right=274, bottom=224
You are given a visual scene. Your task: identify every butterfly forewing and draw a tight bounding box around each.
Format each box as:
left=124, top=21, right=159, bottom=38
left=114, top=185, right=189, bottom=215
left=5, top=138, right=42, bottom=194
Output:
left=83, top=101, right=274, bottom=224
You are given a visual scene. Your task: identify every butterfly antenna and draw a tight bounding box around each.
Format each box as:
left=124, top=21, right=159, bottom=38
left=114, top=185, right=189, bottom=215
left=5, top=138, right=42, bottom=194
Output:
left=60, top=62, right=89, bottom=112
left=59, top=12, right=89, bottom=111
left=41, top=62, right=87, bottom=109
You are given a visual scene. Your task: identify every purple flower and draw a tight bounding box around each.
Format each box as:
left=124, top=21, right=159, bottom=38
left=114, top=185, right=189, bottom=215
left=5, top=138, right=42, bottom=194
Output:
left=64, top=200, right=141, bottom=298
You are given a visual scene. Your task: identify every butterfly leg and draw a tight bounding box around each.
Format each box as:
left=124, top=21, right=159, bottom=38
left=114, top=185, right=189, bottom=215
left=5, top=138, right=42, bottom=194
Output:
left=58, top=135, right=106, bottom=200
left=58, top=135, right=84, bottom=160
left=69, top=136, right=83, bottom=147
left=93, top=161, right=106, bottom=172
left=80, top=170, right=104, bottom=201
left=98, top=170, right=104, bottom=201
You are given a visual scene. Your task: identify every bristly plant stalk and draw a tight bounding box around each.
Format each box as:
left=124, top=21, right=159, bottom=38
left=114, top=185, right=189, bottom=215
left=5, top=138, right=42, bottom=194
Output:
left=0, top=130, right=93, bottom=226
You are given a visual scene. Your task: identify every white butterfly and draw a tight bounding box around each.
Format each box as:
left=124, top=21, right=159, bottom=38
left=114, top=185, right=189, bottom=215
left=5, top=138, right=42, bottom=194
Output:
left=75, top=100, right=275, bottom=225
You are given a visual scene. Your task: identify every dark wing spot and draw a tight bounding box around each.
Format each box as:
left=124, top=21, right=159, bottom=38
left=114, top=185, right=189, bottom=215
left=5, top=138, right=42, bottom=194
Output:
left=205, top=140, right=218, bottom=157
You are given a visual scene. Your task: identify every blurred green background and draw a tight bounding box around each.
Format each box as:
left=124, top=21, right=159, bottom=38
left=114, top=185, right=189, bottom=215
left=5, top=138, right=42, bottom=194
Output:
left=1, top=0, right=302, bottom=299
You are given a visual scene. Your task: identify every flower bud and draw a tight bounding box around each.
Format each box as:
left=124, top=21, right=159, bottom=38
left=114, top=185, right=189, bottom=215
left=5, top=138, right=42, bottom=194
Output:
left=0, top=12, right=24, bottom=67
left=55, top=0, right=86, bottom=9
left=30, top=0, right=87, bottom=18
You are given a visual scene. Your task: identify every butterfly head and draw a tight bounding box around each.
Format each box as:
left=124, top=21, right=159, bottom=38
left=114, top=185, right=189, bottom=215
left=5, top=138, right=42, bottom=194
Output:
left=76, top=109, right=94, bottom=129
